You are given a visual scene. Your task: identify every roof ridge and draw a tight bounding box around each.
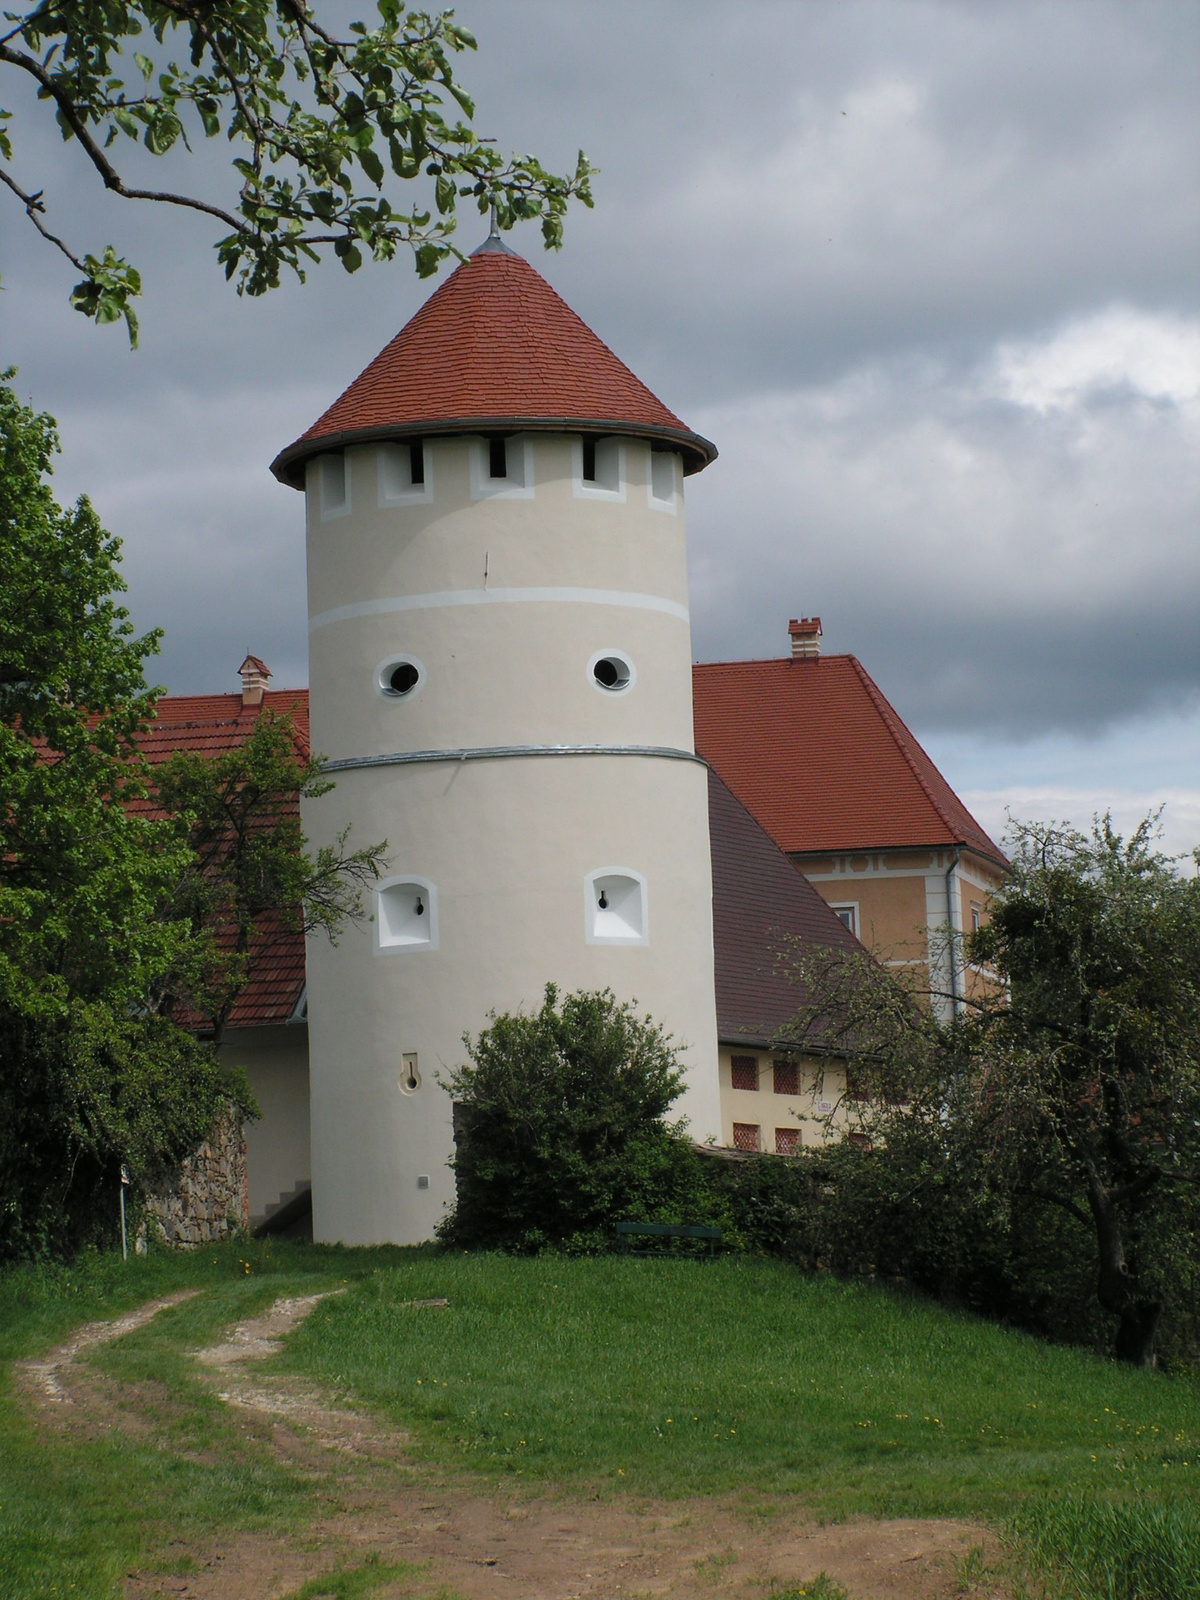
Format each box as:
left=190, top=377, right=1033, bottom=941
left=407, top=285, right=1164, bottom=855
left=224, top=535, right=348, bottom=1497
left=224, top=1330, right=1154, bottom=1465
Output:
left=694, top=653, right=858, bottom=671
left=844, top=656, right=1000, bottom=859
left=845, top=655, right=961, bottom=839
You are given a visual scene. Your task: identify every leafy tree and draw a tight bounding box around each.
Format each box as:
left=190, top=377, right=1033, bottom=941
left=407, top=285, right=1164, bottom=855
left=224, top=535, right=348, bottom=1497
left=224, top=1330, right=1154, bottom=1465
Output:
left=0, top=3, right=593, bottom=343
left=152, top=711, right=386, bottom=1042
left=0, top=373, right=380, bottom=1256
left=0, top=372, right=188, bottom=1019
left=971, top=818, right=1200, bottom=1365
left=440, top=984, right=711, bottom=1253
left=780, top=818, right=1200, bottom=1367
left=0, top=372, right=240, bottom=1255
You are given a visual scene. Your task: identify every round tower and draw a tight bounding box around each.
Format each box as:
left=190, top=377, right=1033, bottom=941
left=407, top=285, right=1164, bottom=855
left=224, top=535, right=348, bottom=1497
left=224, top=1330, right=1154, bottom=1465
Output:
left=271, top=233, right=722, bottom=1245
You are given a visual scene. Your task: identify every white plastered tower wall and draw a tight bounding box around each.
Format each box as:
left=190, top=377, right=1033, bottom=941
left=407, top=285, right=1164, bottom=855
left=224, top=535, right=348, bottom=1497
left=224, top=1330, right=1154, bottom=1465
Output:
left=301, top=430, right=721, bottom=1245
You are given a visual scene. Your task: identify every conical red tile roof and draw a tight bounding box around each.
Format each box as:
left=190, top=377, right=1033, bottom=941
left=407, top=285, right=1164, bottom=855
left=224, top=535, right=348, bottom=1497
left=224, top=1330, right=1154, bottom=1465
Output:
left=272, top=240, right=716, bottom=486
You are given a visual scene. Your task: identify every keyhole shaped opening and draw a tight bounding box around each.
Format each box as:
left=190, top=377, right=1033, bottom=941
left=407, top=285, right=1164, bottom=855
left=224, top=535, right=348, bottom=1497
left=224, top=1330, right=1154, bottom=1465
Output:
left=400, top=1053, right=420, bottom=1094
left=415, top=895, right=425, bottom=916
left=598, top=889, right=608, bottom=909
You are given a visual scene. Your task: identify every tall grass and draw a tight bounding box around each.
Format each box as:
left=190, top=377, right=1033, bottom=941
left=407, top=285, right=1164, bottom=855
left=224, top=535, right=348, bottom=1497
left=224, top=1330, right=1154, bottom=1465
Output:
left=1010, top=1492, right=1200, bottom=1600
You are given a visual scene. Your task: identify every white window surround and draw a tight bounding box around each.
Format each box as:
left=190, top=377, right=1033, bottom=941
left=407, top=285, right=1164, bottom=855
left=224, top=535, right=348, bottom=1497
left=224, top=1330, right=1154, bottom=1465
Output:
left=378, top=440, right=433, bottom=506
left=374, top=653, right=426, bottom=701
left=585, top=867, right=648, bottom=946
left=469, top=435, right=535, bottom=500
left=314, top=452, right=351, bottom=521
left=587, top=648, right=636, bottom=695
left=830, top=902, right=859, bottom=938
left=647, top=448, right=679, bottom=514
left=376, top=875, right=438, bottom=952
left=572, top=435, right=626, bottom=502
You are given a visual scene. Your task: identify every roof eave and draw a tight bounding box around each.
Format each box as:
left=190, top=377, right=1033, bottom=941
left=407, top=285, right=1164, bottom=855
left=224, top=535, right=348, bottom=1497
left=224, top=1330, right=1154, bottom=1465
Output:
left=270, top=415, right=718, bottom=488
left=788, top=839, right=1010, bottom=871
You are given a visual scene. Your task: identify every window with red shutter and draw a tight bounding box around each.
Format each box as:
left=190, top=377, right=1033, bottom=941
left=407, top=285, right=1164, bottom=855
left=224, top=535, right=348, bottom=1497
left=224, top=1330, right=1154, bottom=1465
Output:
left=732, top=1122, right=761, bottom=1152
left=775, top=1127, right=799, bottom=1156
left=730, top=1055, right=759, bottom=1091
left=773, top=1059, right=799, bottom=1096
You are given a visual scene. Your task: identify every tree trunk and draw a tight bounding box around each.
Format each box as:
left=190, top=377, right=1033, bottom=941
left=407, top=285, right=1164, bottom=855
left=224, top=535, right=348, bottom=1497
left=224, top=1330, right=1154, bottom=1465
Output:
left=1086, top=1164, right=1161, bottom=1367
left=1114, top=1299, right=1162, bottom=1367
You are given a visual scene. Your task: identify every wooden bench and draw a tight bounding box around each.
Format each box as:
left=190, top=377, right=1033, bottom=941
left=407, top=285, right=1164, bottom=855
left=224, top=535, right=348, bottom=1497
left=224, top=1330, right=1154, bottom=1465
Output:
left=614, top=1220, right=723, bottom=1256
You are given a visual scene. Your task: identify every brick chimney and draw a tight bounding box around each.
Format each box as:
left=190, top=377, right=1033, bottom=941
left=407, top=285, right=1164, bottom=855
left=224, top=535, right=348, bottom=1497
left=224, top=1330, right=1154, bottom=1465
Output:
left=238, top=653, right=271, bottom=708
left=788, top=617, right=822, bottom=659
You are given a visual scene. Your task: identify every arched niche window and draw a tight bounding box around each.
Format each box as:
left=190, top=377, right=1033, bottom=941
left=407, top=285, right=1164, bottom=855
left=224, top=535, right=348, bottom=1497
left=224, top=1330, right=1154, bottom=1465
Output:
left=377, top=876, right=438, bottom=951
left=584, top=868, right=648, bottom=946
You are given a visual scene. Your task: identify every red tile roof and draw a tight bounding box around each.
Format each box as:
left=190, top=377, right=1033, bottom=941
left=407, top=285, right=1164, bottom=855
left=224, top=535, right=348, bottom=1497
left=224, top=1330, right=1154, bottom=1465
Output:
left=708, top=768, right=863, bottom=1047
left=694, top=655, right=1006, bottom=866
left=135, top=690, right=310, bottom=1031
left=271, top=241, right=716, bottom=486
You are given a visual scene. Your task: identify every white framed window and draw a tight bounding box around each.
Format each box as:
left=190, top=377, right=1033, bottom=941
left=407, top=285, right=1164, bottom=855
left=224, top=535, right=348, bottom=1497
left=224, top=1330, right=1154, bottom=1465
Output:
left=469, top=435, right=535, bottom=500
left=647, top=448, right=679, bottom=513
left=376, top=876, right=438, bottom=952
left=584, top=868, right=648, bottom=946
left=375, top=654, right=425, bottom=700
left=830, top=902, right=859, bottom=937
left=587, top=649, right=636, bottom=695
left=573, top=435, right=625, bottom=501
left=378, top=440, right=433, bottom=506
left=314, top=452, right=351, bottom=521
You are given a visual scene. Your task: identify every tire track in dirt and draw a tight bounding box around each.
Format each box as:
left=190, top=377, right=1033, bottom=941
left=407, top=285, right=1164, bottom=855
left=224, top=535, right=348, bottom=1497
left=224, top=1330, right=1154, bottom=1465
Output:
left=16, top=1290, right=199, bottom=1405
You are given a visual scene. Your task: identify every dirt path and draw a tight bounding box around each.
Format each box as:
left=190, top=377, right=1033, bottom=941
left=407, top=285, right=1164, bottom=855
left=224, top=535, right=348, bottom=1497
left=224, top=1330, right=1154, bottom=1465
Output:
left=15, top=1290, right=199, bottom=1404
left=18, top=1292, right=1010, bottom=1599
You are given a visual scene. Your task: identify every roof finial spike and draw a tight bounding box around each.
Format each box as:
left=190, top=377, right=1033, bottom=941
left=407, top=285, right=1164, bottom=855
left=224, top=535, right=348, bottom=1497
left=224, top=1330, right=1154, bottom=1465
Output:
left=472, top=199, right=516, bottom=256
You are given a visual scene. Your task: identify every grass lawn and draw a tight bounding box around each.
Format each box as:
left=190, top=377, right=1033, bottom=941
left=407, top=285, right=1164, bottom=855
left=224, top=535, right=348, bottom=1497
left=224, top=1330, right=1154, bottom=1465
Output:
left=282, top=1251, right=1200, bottom=1515
left=1, top=1240, right=1198, bottom=1599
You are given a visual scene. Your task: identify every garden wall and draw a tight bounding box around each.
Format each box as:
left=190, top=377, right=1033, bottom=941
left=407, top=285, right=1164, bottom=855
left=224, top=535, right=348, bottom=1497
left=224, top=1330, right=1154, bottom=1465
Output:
left=141, top=1106, right=249, bottom=1247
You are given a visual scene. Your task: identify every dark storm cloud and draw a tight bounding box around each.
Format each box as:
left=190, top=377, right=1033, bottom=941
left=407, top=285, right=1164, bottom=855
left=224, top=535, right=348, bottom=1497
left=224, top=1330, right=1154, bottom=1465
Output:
left=1, top=0, right=1196, bottom=758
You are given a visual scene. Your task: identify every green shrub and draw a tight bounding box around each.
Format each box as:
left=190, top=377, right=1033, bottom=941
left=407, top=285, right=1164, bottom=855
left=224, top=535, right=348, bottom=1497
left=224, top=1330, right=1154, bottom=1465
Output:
left=438, top=984, right=715, bottom=1252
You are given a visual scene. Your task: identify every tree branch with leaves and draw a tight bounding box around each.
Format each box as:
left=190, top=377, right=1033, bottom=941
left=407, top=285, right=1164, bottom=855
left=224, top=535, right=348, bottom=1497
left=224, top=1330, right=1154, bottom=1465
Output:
left=1, top=3, right=594, bottom=343
left=152, top=712, right=387, bottom=1042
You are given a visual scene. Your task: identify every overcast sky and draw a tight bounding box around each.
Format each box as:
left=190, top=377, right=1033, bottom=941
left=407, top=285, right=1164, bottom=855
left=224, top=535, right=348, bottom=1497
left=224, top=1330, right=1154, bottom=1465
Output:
left=3, top=0, right=1197, bottom=855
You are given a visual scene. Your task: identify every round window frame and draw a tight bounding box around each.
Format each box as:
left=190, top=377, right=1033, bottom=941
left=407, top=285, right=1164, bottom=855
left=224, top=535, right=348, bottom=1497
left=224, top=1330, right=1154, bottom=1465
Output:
left=375, top=653, right=426, bottom=701
left=587, top=649, right=636, bottom=696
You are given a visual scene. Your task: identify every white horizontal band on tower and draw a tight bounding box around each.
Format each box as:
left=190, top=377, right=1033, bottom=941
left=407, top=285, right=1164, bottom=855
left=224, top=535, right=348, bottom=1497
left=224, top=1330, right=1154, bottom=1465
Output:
left=308, top=586, right=690, bottom=633
left=321, top=743, right=706, bottom=774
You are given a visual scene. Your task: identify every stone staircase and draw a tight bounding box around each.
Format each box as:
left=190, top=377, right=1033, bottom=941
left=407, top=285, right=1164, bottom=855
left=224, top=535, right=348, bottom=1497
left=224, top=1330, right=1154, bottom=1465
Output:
left=252, top=1179, right=313, bottom=1239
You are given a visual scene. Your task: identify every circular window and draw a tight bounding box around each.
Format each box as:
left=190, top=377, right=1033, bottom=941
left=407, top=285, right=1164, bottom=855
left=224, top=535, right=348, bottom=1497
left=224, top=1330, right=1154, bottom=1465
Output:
left=376, top=655, right=424, bottom=699
left=589, top=650, right=634, bottom=694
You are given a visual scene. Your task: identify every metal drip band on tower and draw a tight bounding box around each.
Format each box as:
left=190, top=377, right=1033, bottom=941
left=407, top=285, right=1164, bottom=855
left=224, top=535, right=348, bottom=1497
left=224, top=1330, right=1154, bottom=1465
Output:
left=321, top=744, right=708, bottom=774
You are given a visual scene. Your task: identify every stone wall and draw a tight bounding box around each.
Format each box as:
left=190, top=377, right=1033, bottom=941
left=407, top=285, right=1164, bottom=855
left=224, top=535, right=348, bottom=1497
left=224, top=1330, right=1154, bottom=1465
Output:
left=141, top=1106, right=250, bottom=1248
